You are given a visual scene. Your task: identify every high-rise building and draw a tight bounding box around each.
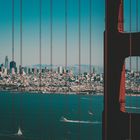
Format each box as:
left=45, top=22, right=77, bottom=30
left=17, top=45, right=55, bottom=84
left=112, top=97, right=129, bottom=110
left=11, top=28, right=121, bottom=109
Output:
left=5, top=56, right=9, bottom=69
left=32, top=68, right=35, bottom=74
left=10, top=61, right=16, bottom=74
left=1, top=64, right=4, bottom=73
left=24, top=67, right=27, bottom=74
left=28, top=68, right=31, bottom=74
left=58, top=66, right=63, bottom=74
left=19, top=65, right=24, bottom=75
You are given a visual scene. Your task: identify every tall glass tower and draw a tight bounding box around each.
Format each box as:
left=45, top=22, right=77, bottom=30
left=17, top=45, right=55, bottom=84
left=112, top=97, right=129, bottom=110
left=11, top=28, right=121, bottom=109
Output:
left=5, top=56, right=9, bottom=69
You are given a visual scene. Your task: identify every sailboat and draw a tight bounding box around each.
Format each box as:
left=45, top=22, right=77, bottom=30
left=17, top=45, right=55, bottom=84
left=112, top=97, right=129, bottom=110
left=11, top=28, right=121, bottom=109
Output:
left=17, top=127, right=23, bottom=136
left=88, top=111, right=94, bottom=115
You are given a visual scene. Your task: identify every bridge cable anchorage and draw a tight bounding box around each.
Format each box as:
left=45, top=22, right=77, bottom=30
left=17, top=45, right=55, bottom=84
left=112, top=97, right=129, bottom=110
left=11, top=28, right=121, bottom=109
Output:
left=78, top=0, right=81, bottom=139
left=129, top=0, right=132, bottom=139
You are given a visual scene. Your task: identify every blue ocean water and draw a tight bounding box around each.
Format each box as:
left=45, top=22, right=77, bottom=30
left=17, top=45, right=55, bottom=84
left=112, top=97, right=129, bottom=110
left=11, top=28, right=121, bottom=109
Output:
left=0, top=91, right=139, bottom=140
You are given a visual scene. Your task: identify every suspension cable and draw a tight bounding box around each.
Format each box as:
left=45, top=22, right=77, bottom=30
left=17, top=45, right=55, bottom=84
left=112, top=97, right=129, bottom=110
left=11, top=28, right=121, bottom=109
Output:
left=20, top=0, right=22, bottom=69
left=65, top=0, right=68, bottom=94
left=89, top=0, right=93, bottom=139
left=64, top=0, right=69, bottom=139
left=19, top=0, right=23, bottom=134
left=39, top=0, right=43, bottom=139
left=136, top=0, right=139, bottom=111
left=12, top=0, right=14, bottom=62
left=39, top=0, right=42, bottom=90
left=11, top=0, right=15, bottom=133
left=50, top=0, right=53, bottom=92
left=89, top=0, right=92, bottom=113
left=78, top=0, right=81, bottom=139
left=49, top=0, right=54, bottom=139
left=129, top=0, right=132, bottom=139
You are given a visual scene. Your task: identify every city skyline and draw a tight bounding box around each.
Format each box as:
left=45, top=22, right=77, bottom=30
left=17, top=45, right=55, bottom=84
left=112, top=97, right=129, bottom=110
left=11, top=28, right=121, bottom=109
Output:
left=0, top=55, right=104, bottom=74
left=0, top=0, right=104, bottom=67
left=0, top=0, right=140, bottom=67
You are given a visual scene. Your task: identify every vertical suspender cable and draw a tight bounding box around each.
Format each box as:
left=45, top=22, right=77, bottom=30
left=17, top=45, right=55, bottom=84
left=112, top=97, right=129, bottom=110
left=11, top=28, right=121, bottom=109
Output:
left=89, top=0, right=93, bottom=139
left=64, top=0, right=69, bottom=139
left=89, top=0, right=92, bottom=94
left=39, top=1, right=43, bottom=139
left=105, top=0, right=108, bottom=139
left=12, top=0, right=14, bottom=62
left=65, top=0, right=68, bottom=94
left=89, top=0, right=93, bottom=138
left=11, top=0, right=15, bottom=133
left=20, top=0, right=23, bottom=90
left=78, top=0, right=81, bottom=139
left=19, top=0, right=23, bottom=131
left=136, top=0, right=139, bottom=110
left=50, top=0, right=53, bottom=92
left=39, top=0, right=42, bottom=90
left=129, top=0, right=132, bottom=139
left=20, top=0, right=22, bottom=69
left=49, top=0, right=53, bottom=139
left=89, top=0, right=92, bottom=114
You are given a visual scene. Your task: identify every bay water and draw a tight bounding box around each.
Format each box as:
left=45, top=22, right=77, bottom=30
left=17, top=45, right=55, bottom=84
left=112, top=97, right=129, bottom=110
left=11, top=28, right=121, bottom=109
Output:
left=0, top=91, right=139, bottom=140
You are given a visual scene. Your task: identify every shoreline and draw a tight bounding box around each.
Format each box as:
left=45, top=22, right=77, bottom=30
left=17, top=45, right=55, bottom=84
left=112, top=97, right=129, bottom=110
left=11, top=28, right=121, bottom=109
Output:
left=0, top=90, right=140, bottom=96
left=0, top=89, right=103, bottom=95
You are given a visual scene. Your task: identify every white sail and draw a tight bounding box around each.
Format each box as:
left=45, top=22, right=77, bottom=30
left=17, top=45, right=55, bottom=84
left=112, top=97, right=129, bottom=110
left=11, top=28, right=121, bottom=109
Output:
left=17, top=127, right=22, bottom=136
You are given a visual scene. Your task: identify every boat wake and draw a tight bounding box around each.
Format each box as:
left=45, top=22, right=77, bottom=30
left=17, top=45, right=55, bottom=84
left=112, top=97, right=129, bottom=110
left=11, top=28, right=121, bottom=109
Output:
left=88, top=111, right=94, bottom=115
left=0, top=128, right=38, bottom=140
left=0, top=133, right=39, bottom=140
left=81, top=97, right=90, bottom=100
left=126, top=106, right=140, bottom=110
left=60, top=117, right=101, bottom=124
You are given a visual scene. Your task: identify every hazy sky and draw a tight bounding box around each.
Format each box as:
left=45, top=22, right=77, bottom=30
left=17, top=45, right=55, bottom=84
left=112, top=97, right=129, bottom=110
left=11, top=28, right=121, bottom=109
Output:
left=0, top=0, right=139, bottom=67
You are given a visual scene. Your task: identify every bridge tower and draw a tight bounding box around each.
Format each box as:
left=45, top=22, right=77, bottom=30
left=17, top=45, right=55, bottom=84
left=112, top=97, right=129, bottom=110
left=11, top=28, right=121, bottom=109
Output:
left=103, top=0, right=140, bottom=140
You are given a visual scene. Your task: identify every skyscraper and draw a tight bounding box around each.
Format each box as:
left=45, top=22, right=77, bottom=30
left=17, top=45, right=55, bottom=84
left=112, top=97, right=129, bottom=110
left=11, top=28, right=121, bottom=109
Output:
left=10, top=61, right=16, bottom=74
left=5, top=56, right=9, bottom=69
left=58, top=66, right=63, bottom=74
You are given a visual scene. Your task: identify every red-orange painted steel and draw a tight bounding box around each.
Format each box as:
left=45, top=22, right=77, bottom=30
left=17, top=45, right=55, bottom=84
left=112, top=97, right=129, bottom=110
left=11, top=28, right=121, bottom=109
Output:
left=118, top=0, right=126, bottom=112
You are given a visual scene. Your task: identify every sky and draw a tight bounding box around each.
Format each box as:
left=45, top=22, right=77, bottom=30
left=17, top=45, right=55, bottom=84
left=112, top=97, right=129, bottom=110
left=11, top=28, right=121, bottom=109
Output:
left=0, top=0, right=139, bottom=68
